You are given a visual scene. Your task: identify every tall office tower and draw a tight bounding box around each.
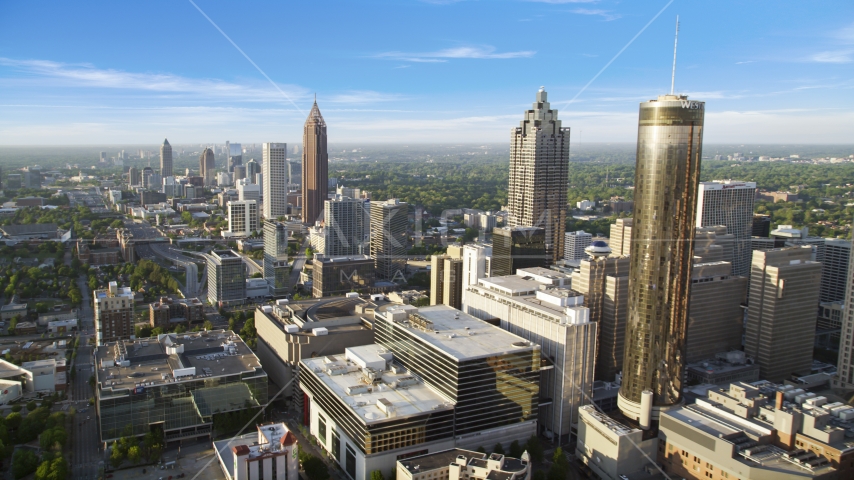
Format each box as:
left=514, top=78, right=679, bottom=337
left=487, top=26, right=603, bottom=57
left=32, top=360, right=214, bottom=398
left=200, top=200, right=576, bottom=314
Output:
left=245, top=159, right=260, bottom=183
left=207, top=250, right=246, bottom=307
left=491, top=226, right=547, bottom=277
left=752, top=214, right=771, bottom=237
left=571, top=243, right=631, bottom=382
left=685, top=261, right=748, bottom=363
left=233, top=165, right=246, bottom=182
left=237, top=179, right=261, bottom=203
left=324, top=195, right=369, bottom=257
left=462, top=271, right=594, bottom=443
left=506, top=88, right=569, bottom=265
left=302, top=101, right=328, bottom=225
left=199, top=148, right=215, bottom=186
left=695, top=181, right=756, bottom=277
left=128, top=167, right=140, bottom=186
left=820, top=239, right=851, bottom=303
left=745, top=246, right=822, bottom=382
left=619, top=94, right=704, bottom=425
left=287, top=160, right=301, bottom=187
left=100, top=151, right=107, bottom=164
left=564, top=230, right=593, bottom=261
left=161, top=176, right=176, bottom=197
left=835, top=238, right=854, bottom=388
left=263, top=220, right=289, bottom=297
left=160, top=138, right=173, bottom=177
left=185, top=263, right=198, bottom=296
left=609, top=218, right=633, bottom=256
left=461, top=243, right=492, bottom=294
left=217, top=171, right=232, bottom=187
left=228, top=143, right=243, bottom=173
left=370, top=199, right=407, bottom=282
left=430, top=249, right=463, bottom=308
left=93, top=281, right=134, bottom=345
left=227, top=200, right=259, bottom=237
left=263, top=143, right=287, bottom=219
left=141, top=166, right=154, bottom=189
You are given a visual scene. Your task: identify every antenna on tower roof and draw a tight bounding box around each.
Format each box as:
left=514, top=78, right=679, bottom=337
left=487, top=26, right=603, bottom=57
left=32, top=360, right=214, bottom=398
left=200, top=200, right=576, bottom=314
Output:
left=670, top=15, right=679, bottom=95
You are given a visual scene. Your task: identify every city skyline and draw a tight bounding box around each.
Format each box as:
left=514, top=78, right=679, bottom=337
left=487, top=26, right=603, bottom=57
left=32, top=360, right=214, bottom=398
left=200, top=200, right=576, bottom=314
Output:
left=1, top=1, right=852, bottom=145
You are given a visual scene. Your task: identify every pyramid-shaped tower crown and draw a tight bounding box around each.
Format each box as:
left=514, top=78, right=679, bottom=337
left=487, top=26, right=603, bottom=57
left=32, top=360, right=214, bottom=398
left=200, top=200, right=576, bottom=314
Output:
left=306, top=101, right=326, bottom=126
left=163, top=138, right=170, bottom=146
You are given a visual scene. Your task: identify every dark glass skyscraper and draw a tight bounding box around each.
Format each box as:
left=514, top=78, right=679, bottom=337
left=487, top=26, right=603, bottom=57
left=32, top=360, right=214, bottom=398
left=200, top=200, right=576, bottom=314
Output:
left=491, top=226, right=548, bottom=277
left=618, top=95, right=704, bottom=424
left=302, top=101, right=328, bottom=225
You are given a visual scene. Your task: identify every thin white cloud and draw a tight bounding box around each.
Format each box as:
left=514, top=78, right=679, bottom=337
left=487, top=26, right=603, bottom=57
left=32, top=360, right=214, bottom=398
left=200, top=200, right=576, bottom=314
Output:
left=810, top=50, right=853, bottom=64
left=373, top=46, right=535, bottom=62
left=570, top=8, right=621, bottom=21
left=0, top=58, right=408, bottom=107
left=0, top=57, right=308, bottom=102
left=735, top=60, right=755, bottom=65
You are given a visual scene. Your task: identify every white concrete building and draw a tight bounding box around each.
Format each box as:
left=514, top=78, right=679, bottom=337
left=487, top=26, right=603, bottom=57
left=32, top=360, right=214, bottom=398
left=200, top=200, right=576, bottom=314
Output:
left=214, top=422, right=298, bottom=480
left=462, top=268, right=596, bottom=443
left=237, top=179, right=261, bottom=203
left=262, top=143, right=287, bottom=219
left=460, top=243, right=491, bottom=306
left=227, top=200, right=259, bottom=238
left=564, top=230, right=592, bottom=261
left=397, top=449, right=531, bottom=480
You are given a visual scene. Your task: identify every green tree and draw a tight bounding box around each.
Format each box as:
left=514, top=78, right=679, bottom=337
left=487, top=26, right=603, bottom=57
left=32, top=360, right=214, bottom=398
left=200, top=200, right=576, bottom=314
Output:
left=110, top=440, right=124, bottom=468
left=525, top=435, right=544, bottom=463
left=493, top=442, right=505, bottom=455
left=370, top=470, right=385, bottom=480
left=12, top=449, right=39, bottom=480
left=509, top=440, right=523, bottom=458
left=5, top=412, right=21, bottom=430
left=203, top=320, right=214, bottom=331
left=26, top=400, right=37, bottom=411
left=128, top=445, right=141, bottom=464
left=302, top=455, right=329, bottom=480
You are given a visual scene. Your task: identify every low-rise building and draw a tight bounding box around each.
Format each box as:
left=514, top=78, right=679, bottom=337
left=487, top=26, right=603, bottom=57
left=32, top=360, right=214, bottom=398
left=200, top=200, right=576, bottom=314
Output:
left=312, top=255, right=376, bottom=298
left=299, top=305, right=540, bottom=480
left=213, top=422, right=298, bottom=480
left=396, top=449, right=531, bottom=480
left=685, top=351, right=761, bottom=386
left=47, top=318, right=78, bottom=333
left=22, top=359, right=65, bottom=392
left=0, top=303, right=27, bottom=321
left=254, top=297, right=377, bottom=402
left=95, top=330, right=268, bottom=443
left=14, top=321, right=38, bottom=335
left=37, top=308, right=76, bottom=326
left=149, top=297, right=205, bottom=329
left=659, top=382, right=853, bottom=479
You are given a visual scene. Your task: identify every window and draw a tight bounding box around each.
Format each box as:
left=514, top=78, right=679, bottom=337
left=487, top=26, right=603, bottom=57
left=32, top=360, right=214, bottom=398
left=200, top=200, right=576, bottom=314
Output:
left=345, top=444, right=357, bottom=480
left=318, top=414, right=327, bottom=446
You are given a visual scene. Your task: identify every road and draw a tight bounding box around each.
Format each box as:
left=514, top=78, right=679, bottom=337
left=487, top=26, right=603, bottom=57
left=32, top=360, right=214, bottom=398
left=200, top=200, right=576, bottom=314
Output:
left=288, top=237, right=310, bottom=289
left=71, top=275, right=102, bottom=480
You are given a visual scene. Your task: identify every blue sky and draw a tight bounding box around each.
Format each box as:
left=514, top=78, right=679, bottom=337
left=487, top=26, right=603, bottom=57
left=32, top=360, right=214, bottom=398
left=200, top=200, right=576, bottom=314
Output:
left=1, top=0, right=852, bottom=145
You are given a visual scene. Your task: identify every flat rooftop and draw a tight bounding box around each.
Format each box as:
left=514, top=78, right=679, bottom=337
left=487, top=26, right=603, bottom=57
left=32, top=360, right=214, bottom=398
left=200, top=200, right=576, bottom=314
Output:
left=475, top=276, right=584, bottom=319
left=95, top=330, right=264, bottom=396
left=301, top=344, right=453, bottom=424
left=381, top=305, right=536, bottom=361
left=315, top=255, right=372, bottom=264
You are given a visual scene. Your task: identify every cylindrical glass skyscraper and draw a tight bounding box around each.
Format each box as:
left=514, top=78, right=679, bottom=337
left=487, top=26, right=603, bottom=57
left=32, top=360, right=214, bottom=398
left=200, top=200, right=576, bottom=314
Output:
left=618, top=94, right=704, bottom=424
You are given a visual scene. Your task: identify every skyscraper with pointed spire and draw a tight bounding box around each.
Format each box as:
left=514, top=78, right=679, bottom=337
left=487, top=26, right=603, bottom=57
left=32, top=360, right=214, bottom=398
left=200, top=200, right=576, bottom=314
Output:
left=506, top=88, right=570, bottom=265
left=160, top=138, right=172, bottom=177
left=302, top=99, right=328, bottom=225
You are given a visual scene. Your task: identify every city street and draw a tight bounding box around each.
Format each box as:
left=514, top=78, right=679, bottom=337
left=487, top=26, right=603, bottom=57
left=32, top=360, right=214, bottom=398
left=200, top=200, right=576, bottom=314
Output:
left=71, top=275, right=103, bottom=480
